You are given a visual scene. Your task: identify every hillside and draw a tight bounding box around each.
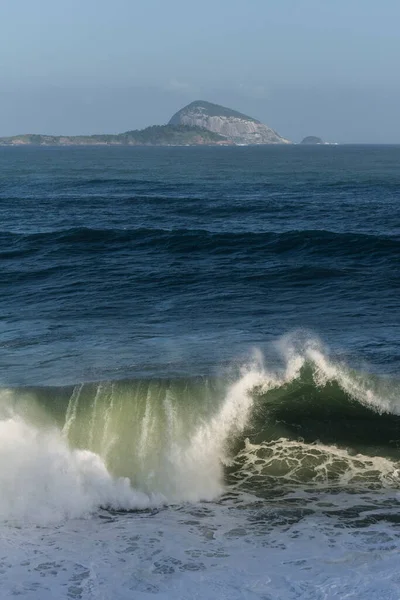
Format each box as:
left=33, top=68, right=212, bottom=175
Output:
left=169, top=100, right=290, bottom=145
left=0, top=125, right=229, bottom=147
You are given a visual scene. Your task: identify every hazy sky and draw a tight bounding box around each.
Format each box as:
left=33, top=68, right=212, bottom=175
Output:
left=1, top=0, right=400, bottom=142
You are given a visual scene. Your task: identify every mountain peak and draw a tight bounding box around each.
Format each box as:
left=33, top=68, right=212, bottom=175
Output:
left=169, top=100, right=259, bottom=124
left=169, top=100, right=290, bottom=145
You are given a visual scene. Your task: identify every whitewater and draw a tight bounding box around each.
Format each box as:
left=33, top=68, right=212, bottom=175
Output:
left=1, top=339, right=400, bottom=598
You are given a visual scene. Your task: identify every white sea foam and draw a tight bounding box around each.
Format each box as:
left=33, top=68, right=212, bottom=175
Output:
left=0, top=415, right=163, bottom=524
left=277, top=332, right=400, bottom=414
left=163, top=364, right=271, bottom=501
left=2, top=492, right=400, bottom=599
left=0, top=363, right=265, bottom=523
left=231, top=437, right=400, bottom=493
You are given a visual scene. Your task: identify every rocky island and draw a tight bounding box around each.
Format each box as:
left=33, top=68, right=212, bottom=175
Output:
left=0, top=101, right=291, bottom=147
left=169, top=100, right=290, bottom=145
left=300, top=136, right=324, bottom=145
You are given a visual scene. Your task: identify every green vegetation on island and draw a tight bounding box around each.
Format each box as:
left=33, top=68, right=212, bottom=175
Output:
left=0, top=125, right=229, bottom=147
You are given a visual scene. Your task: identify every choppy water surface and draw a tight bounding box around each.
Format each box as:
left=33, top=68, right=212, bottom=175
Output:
left=0, top=145, right=399, bottom=599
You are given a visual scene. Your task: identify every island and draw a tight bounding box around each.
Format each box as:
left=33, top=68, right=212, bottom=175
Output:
left=169, top=100, right=290, bottom=145
left=300, top=136, right=324, bottom=145
left=0, top=101, right=292, bottom=147
left=0, top=125, right=230, bottom=147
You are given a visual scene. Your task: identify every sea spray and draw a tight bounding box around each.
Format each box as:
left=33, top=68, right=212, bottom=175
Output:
left=277, top=332, right=400, bottom=414
left=0, top=363, right=264, bottom=522
left=0, top=416, right=162, bottom=524
left=158, top=362, right=271, bottom=501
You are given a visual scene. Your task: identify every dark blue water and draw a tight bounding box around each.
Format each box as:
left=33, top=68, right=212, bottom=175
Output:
left=1, top=145, right=399, bottom=386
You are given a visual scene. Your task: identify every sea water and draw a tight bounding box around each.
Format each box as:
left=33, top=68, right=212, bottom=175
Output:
left=0, top=145, right=399, bottom=598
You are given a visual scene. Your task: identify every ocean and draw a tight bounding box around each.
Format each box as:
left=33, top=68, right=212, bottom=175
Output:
left=0, top=144, right=399, bottom=599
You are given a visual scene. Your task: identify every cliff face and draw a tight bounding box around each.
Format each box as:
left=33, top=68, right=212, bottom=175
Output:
left=169, top=100, right=291, bottom=145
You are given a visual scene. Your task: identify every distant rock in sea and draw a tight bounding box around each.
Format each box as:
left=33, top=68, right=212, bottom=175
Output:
left=169, top=100, right=291, bottom=145
left=301, top=136, right=324, bottom=145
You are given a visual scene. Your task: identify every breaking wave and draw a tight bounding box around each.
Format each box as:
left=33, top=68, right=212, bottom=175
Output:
left=1, top=336, right=399, bottom=523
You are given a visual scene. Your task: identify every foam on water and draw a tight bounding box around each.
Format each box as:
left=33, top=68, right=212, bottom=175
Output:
left=2, top=492, right=400, bottom=599
left=0, top=415, right=163, bottom=524
left=231, top=437, right=400, bottom=495
left=0, top=361, right=268, bottom=523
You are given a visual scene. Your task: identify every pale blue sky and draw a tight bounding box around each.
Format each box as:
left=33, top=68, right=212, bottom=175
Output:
left=1, top=0, right=400, bottom=142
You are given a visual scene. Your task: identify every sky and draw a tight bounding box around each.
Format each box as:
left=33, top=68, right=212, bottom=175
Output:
left=1, top=0, right=400, bottom=143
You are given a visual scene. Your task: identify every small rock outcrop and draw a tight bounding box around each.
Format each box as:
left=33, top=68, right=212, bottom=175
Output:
left=301, top=136, right=324, bottom=145
left=169, top=100, right=291, bottom=145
